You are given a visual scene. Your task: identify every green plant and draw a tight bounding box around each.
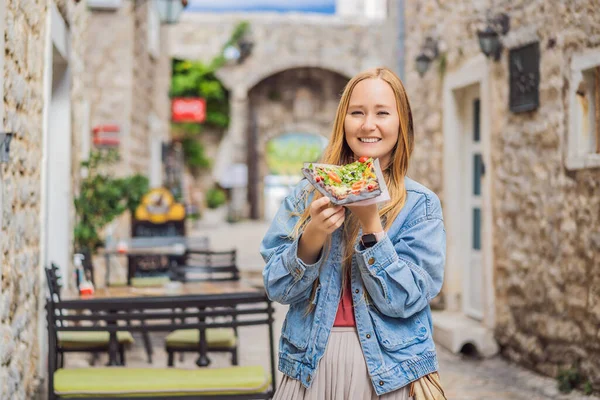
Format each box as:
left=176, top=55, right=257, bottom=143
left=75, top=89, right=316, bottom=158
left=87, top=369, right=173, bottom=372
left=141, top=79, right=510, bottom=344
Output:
left=557, top=368, right=583, bottom=394
left=206, top=187, right=227, bottom=209
left=170, top=21, right=250, bottom=129
left=73, top=150, right=149, bottom=252
left=583, top=381, right=593, bottom=395
left=171, top=122, right=203, bottom=137
left=170, top=21, right=250, bottom=171
left=181, top=137, right=211, bottom=169
left=170, top=61, right=230, bottom=129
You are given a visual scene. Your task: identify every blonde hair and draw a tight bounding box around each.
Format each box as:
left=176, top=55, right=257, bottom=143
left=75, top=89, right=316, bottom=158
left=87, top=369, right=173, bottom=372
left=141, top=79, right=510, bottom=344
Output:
left=291, top=67, right=415, bottom=310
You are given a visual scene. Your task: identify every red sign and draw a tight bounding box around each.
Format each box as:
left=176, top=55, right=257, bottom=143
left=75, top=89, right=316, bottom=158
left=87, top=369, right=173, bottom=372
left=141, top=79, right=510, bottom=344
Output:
left=171, top=98, right=206, bottom=123
left=92, top=124, right=120, bottom=147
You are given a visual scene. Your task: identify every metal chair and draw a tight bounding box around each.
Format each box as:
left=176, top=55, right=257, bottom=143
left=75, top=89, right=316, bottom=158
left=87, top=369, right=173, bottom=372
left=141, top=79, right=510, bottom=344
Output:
left=44, top=264, right=134, bottom=367
left=166, top=249, right=240, bottom=366
left=104, top=237, right=209, bottom=364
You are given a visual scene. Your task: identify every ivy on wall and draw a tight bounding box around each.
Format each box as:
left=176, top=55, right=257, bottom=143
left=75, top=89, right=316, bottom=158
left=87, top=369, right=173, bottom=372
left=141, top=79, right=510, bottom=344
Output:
left=170, top=22, right=250, bottom=172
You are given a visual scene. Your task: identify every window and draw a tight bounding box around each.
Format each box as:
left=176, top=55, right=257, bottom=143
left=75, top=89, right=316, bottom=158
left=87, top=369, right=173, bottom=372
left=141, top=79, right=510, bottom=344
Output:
left=567, top=48, right=600, bottom=169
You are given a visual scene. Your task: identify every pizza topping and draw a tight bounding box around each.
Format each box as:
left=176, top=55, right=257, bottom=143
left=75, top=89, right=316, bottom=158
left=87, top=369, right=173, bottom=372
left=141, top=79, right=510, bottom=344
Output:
left=327, top=171, right=342, bottom=184
left=303, top=157, right=381, bottom=204
left=351, top=181, right=365, bottom=190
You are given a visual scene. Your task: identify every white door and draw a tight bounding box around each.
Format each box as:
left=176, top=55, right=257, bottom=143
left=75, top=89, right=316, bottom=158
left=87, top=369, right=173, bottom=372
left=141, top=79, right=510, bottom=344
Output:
left=39, top=3, right=72, bottom=379
left=462, top=85, right=485, bottom=320
left=45, top=48, right=72, bottom=284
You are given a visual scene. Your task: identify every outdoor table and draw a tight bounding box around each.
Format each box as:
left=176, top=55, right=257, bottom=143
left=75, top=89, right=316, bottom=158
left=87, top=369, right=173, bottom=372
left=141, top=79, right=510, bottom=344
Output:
left=100, top=236, right=210, bottom=285
left=61, top=280, right=264, bottom=366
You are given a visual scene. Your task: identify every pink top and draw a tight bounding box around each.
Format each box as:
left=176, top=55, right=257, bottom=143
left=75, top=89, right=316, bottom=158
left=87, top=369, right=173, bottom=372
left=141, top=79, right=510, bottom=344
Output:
left=333, top=277, right=356, bottom=327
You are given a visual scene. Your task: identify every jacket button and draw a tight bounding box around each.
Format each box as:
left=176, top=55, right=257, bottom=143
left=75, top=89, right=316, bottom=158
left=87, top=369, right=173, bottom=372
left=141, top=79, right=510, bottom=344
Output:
left=354, top=289, right=359, bottom=294
left=366, top=334, right=371, bottom=339
left=379, top=380, right=384, bottom=386
left=307, top=375, right=311, bottom=382
left=368, top=257, right=376, bottom=265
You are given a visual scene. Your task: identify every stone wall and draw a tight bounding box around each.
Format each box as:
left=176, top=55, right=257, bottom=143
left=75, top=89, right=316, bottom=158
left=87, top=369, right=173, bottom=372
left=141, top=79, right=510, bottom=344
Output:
left=86, top=5, right=135, bottom=176
left=171, top=12, right=396, bottom=97
left=169, top=11, right=398, bottom=217
left=87, top=4, right=170, bottom=174
left=1, top=2, right=46, bottom=396
left=1, top=0, right=88, bottom=397
left=405, top=0, right=600, bottom=389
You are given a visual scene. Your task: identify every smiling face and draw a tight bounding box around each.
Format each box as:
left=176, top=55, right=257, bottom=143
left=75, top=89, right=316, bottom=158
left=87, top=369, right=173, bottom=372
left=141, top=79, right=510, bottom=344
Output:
left=344, top=78, right=400, bottom=169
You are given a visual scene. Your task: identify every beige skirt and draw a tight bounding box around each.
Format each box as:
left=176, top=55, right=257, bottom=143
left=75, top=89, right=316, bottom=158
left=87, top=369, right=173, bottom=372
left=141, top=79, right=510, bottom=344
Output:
left=273, top=327, right=413, bottom=400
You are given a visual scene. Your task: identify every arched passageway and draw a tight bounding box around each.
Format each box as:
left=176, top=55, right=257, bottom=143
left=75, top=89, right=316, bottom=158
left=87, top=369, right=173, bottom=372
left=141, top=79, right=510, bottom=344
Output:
left=247, top=67, right=349, bottom=219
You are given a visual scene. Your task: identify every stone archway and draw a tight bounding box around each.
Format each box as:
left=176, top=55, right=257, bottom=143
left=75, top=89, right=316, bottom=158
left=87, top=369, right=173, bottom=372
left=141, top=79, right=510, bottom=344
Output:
left=247, top=67, right=349, bottom=219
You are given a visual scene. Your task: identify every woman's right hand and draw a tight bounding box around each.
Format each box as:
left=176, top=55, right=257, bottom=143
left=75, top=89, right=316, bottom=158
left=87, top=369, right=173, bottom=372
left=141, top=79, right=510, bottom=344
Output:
left=297, top=196, right=345, bottom=265
left=307, top=196, right=345, bottom=235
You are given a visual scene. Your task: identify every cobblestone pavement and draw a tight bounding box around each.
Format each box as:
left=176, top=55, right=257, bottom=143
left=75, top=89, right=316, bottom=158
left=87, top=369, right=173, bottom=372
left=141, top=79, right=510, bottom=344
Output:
left=62, top=218, right=597, bottom=400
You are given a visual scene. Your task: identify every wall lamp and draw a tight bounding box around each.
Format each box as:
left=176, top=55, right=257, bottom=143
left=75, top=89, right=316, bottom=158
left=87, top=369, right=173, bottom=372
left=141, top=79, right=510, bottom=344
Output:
left=152, top=0, right=188, bottom=24
left=477, top=13, right=510, bottom=61
left=223, top=38, right=254, bottom=65
left=0, top=132, right=13, bottom=163
left=415, top=37, right=439, bottom=77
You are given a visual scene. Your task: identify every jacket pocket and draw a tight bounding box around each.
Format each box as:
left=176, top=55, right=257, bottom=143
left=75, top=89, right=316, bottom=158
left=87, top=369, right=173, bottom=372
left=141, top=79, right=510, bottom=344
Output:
left=281, top=285, right=320, bottom=350
left=369, top=307, right=429, bottom=351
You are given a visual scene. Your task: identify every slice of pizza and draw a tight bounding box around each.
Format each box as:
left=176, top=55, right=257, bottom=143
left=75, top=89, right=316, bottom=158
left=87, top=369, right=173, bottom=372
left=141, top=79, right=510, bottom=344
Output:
left=302, top=157, right=383, bottom=205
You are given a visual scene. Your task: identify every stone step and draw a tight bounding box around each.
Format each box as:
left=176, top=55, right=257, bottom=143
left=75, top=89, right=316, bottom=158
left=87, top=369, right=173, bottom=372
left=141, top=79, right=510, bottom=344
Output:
left=432, top=310, right=499, bottom=358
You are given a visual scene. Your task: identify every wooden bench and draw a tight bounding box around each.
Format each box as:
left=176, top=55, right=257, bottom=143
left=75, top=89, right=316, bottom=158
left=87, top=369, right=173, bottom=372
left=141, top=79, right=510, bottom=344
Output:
left=46, top=290, right=276, bottom=399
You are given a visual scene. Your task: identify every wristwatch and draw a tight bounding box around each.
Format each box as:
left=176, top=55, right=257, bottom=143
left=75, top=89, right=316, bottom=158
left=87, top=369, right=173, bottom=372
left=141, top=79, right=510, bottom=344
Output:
left=361, top=231, right=385, bottom=248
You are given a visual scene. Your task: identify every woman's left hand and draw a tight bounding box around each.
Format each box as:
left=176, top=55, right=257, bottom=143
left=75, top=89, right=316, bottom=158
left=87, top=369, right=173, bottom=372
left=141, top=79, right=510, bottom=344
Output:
left=346, top=203, right=383, bottom=233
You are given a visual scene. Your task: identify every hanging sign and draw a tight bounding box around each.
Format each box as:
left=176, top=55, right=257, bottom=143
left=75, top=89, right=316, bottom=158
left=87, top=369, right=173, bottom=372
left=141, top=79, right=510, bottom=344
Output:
left=171, top=97, right=206, bottom=123
left=92, top=124, right=120, bottom=147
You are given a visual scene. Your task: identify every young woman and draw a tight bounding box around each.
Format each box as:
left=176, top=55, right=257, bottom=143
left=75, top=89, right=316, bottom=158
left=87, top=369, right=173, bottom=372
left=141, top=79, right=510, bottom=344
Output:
left=261, top=67, right=446, bottom=399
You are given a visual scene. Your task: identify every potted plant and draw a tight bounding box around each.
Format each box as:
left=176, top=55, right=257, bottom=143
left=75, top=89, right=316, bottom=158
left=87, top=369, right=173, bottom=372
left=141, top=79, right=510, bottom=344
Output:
left=73, top=150, right=149, bottom=278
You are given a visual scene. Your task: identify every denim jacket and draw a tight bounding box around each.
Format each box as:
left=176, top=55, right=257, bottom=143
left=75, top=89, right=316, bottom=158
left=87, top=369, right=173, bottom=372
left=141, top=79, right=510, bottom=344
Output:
left=260, top=177, right=446, bottom=396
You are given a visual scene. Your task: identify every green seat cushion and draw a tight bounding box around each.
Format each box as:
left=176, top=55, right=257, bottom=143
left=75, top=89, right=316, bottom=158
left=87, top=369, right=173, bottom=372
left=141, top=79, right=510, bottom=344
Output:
left=130, top=276, right=170, bottom=287
left=54, top=366, right=270, bottom=397
left=165, top=328, right=237, bottom=349
left=58, top=331, right=134, bottom=350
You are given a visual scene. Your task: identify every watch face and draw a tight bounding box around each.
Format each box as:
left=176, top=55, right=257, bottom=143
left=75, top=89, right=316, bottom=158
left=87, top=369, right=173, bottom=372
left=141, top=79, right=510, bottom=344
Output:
left=362, top=234, right=377, bottom=247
